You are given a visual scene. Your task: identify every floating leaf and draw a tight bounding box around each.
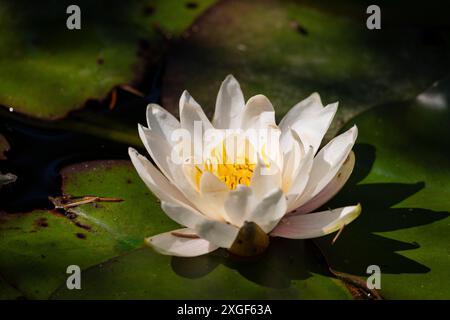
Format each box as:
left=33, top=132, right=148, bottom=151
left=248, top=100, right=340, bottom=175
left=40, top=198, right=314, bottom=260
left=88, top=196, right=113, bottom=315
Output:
left=0, top=0, right=216, bottom=119
left=162, top=0, right=450, bottom=137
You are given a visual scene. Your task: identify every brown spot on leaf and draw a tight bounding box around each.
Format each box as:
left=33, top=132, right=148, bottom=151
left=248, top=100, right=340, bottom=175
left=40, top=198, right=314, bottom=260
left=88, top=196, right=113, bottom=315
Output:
left=143, top=4, right=155, bottom=16
left=290, top=21, right=308, bottom=36
left=76, top=233, right=87, bottom=239
left=75, top=222, right=92, bottom=231
left=186, top=2, right=198, bottom=9
left=65, top=211, right=78, bottom=220
left=34, top=217, right=48, bottom=228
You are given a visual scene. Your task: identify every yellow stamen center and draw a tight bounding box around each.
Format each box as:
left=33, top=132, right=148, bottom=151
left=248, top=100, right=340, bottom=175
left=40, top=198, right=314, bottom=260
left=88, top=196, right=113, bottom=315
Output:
left=195, top=139, right=256, bottom=190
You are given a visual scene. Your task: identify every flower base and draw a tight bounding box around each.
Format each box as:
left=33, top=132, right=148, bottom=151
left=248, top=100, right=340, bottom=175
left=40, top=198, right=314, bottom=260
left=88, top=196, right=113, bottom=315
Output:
left=228, top=221, right=270, bottom=257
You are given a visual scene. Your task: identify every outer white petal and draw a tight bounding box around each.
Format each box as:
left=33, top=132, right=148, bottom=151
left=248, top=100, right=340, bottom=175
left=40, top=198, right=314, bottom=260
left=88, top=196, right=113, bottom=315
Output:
left=271, top=204, right=362, bottom=239
left=224, top=185, right=256, bottom=227
left=279, top=93, right=338, bottom=155
left=296, top=125, right=358, bottom=207
left=240, top=94, right=276, bottom=130
left=145, top=228, right=218, bottom=257
left=146, top=103, right=180, bottom=146
left=213, top=75, right=245, bottom=129
left=294, top=151, right=355, bottom=214
left=138, top=124, right=176, bottom=182
left=128, top=147, right=192, bottom=207
left=246, top=189, right=287, bottom=233
left=161, top=201, right=239, bottom=248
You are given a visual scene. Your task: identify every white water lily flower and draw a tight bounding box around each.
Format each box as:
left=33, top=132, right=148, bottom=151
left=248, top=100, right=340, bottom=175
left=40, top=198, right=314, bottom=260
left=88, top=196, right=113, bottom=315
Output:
left=129, top=75, right=361, bottom=257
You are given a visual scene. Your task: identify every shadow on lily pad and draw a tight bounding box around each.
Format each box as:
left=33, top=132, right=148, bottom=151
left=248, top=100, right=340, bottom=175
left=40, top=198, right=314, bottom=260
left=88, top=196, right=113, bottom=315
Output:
left=317, top=143, right=449, bottom=275
left=172, top=238, right=329, bottom=289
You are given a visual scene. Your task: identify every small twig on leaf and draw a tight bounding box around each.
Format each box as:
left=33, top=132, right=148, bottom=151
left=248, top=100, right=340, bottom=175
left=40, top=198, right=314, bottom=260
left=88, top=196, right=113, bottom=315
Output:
left=109, top=89, right=118, bottom=110
left=49, top=195, right=123, bottom=210
left=119, top=84, right=145, bottom=97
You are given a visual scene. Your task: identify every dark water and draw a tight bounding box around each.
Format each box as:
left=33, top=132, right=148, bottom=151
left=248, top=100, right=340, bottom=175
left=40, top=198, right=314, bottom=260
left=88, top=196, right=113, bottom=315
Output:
left=0, top=60, right=165, bottom=213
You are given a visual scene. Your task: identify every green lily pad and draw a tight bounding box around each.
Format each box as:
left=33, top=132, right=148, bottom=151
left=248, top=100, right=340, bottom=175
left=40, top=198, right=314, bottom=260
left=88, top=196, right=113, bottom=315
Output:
left=0, top=0, right=216, bottom=120
left=0, top=160, right=177, bottom=299
left=316, top=79, right=450, bottom=299
left=162, top=0, right=450, bottom=137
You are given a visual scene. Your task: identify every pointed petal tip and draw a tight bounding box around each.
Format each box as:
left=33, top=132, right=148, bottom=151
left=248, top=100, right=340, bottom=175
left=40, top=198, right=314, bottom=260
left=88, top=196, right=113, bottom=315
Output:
left=179, top=90, right=190, bottom=111
left=310, top=92, right=321, bottom=100
left=349, top=125, right=358, bottom=139
left=144, top=236, right=153, bottom=248
left=137, top=122, right=145, bottom=131
left=128, top=148, right=141, bottom=164
left=180, top=90, right=194, bottom=103
left=146, top=103, right=161, bottom=115
left=307, top=92, right=323, bottom=106
left=224, top=74, right=237, bottom=82
left=327, top=101, right=339, bottom=110
left=341, top=124, right=358, bottom=139
left=128, top=146, right=137, bottom=156
left=137, top=123, right=148, bottom=138
left=354, top=202, right=362, bottom=216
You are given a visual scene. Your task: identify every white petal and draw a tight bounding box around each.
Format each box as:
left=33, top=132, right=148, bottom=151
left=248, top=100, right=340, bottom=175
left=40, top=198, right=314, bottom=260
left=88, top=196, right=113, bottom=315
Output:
left=281, top=129, right=305, bottom=192
left=213, top=75, right=245, bottom=129
left=286, top=145, right=315, bottom=212
left=250, top=156, right=282, bottom=199
left=180, top=90, right=213, bottom=134
left=240, top=94, right=276, bottom=130
left=145, top=228, right=218, bottom=257
left=161, top=201, right=239, bottom=248
left=128, top=147, right=192, bottom=207
left=297, top=125, right=358, bottom=206
left=246, top=188, right=287, bottom=233
left=279, top=93, right=338, bottom=155
left=271, top=204, right=362, bottom=239
left=224, top=185, right=256, bottom=227
left=138, top=124, right=176, bottom=182
left=198, top=172, right=229, bottom=221
left=146, top=103, right=180, bottom=146
left=294, top=151, right=355, bottom=214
